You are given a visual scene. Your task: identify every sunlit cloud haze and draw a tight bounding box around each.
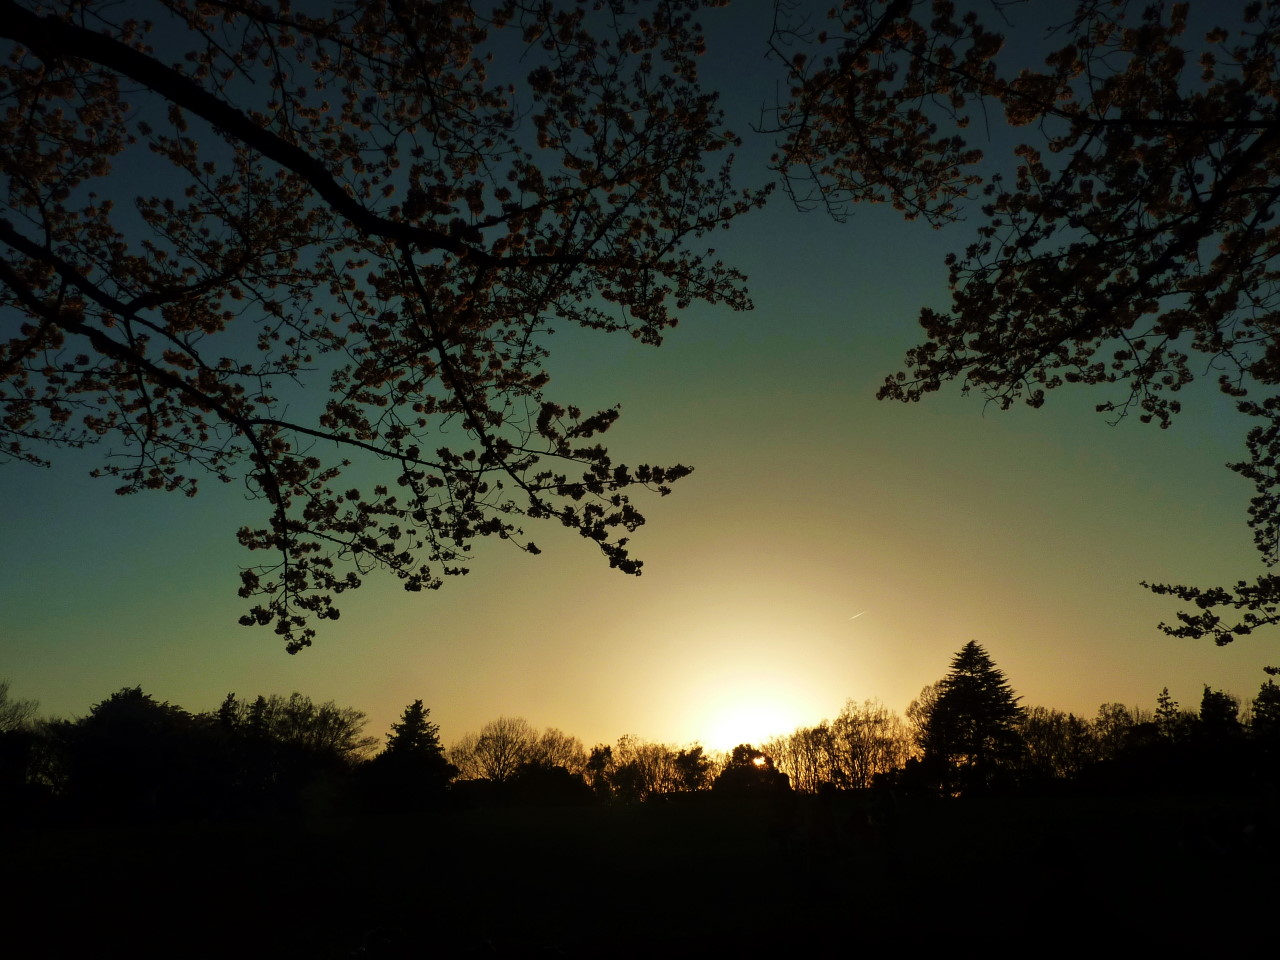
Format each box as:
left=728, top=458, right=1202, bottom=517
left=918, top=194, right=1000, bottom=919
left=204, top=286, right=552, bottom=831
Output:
left=1, top=4, right=1271, bottom=753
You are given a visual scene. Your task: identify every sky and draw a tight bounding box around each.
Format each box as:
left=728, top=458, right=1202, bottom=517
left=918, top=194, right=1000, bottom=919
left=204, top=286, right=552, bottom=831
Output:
left=1, top=1, right=1274, bottom=753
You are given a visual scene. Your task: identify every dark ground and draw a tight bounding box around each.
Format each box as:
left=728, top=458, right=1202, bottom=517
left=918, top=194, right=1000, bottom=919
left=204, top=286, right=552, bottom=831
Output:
left=8, top=790, right=1275, bottom=957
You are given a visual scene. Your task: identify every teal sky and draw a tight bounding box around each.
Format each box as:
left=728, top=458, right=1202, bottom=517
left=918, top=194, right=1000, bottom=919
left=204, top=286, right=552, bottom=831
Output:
left=1, top=2, right=1272, bottom=751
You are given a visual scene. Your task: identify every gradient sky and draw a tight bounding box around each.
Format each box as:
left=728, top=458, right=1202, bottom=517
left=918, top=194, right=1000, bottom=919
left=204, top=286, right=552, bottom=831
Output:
left=1, top=2, right=1272, bottom=752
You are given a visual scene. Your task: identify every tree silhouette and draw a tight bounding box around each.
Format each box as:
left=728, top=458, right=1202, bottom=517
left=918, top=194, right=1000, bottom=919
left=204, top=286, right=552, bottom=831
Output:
left=1198, top=686, right=1242, bottom=739
left=1018, top=706, right=1096, bottom=783
left=764, top=723, right=836, bottom=794
left=530, top=727, right=588, bottom=776
left=384, top=700, right=445, bottom=759
left=209, top=691, right=374, bottom=815
left=0, top=679, right=37, bottom=732
left=1093, top=702, right=1150, bottom=763
left=55, top=686, right=231, bottom=821
left=450, top=716, right=537, bottom=784
left=249, top=691, right=376, bottom=760
left=0, top=0, right=762, bottom=651
left=919, top=642, right=1024, bottom=794
left=361, top=699, right=457, bottom=811
left=906, top=681, right=942, bottom=755
left=765, top=699, right=911, bottom=792
left=609, top=735, right=683, bottom=800
left=673, top=745, right=715, bottom=792
left=1154, top=687, right=1197, bottom=742
left=506, top=759, right=592, bottom=805
left=585, top=743, right=614, bottom=800
left=773, top=0, right=1280, bottom=643
left=1253, top=674, right=1280, bottom=741
left=830, top=698, right=912, bottom=789
left=0, top=681, right=50, bottom=816
left=712, top=744, right=790, bottom=795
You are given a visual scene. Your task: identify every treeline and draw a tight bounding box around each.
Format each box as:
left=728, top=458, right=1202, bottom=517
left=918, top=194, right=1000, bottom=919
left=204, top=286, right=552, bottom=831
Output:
left=444, top=643, right=1280, bottom=801
left=4, top=643, right=1279, bottom=823
left=766, top=643, right=1280, bottom=797
left=0, top=681, right=783, bottom=821
left=0, top=686, right=455, bottom=822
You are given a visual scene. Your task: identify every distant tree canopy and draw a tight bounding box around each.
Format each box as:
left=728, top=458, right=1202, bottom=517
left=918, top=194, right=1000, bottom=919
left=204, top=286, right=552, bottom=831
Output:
left=0, top=0, right=761, bottom=651
left=449, top=729, right=715, bottom=802
left=6, top=671, right=1280, bottom=820
left=772, top=0, right=1280, bottom=646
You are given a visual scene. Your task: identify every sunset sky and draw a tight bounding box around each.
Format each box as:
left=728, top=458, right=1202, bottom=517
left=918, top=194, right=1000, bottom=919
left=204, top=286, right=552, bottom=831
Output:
left=1, top=2, right=1273, bottom=753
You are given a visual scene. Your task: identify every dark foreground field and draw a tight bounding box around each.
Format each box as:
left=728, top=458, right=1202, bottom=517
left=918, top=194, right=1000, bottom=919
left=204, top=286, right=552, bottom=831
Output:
left=9, top=790, right=1275, bottom=957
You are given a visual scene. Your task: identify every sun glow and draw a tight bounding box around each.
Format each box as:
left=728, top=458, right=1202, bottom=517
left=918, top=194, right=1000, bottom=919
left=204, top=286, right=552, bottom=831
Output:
left=700, top=697, right=807, bottom=752
left=658, top=609, right=845, bottom=752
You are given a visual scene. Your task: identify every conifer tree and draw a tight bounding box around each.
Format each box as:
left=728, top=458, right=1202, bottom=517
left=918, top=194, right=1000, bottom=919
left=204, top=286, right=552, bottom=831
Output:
left=385, top=700, right=446, bottom=760
left=920, top=641, right=1024, bottom=794
left=362, top=700, right=456, bottom=811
